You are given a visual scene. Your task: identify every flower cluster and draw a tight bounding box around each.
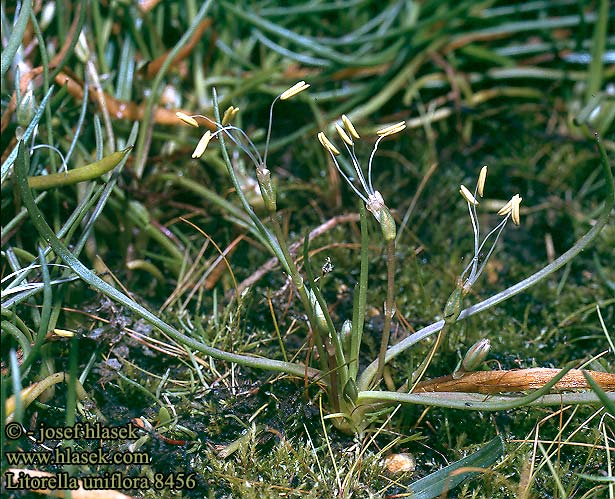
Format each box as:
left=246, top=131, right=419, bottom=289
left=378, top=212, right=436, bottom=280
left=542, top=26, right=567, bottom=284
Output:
left=457, top=166, right=522, bottom=295
left=176, top=81, right=311, bottom=213
left=317, top=118, right=406, bottom=241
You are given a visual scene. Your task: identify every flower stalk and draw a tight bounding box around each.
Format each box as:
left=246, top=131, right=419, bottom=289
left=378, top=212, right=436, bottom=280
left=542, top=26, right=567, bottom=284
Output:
left=204, top=84, right=344, bottom=393
left=318, top=116, right=402, bottom=388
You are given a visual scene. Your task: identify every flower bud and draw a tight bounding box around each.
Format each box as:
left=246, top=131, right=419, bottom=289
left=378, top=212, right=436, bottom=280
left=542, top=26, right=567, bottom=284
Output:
left=256, top=167, right=276, bottom=213
left=366, top=192, right=396, bottom=241
left=16, top=90, right=36, bottom=127
left=377, top=205, right=397, bottom=242
left=461, top=338, right=491, bottom=372
left=339, top=319, right=352, bottom=353
left=309, top=289, right=327, bottom=332
left=443, top=286, right=463, bottom=323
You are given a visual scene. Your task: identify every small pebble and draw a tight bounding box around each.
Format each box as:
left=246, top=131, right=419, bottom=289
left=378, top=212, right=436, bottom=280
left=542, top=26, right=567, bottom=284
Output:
left=384, top=453, right=416, bottom=473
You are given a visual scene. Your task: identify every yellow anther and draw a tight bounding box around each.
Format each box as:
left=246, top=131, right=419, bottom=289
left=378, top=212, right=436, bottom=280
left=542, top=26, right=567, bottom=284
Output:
left=221, top=106, right=239, bottom=125
left=176, top=112, right=199, bottom=127
left=192, top=130, right=212, bottom=158
left=511, top=194, right=522, bottom=225
left=376, top=121, right=406, bottom=137
left=459, top=184, right=479, bottom=206
left=497, top=198, right=513, bottom=216
left=341, top=114, right=360, bottom=139
left=280, top=81, right=310, bottom=100
left=317, top=132, right=340, bottom=156
left=477, top=166, right=487, bottom=197
left=53, top=329, right=75, bottom=338
left=335, top=123, right=353, bottom=146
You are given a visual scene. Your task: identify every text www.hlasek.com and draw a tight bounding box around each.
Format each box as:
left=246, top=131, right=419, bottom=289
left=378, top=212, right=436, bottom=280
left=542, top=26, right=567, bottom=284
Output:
left=5, top=446, right=150, bottom=466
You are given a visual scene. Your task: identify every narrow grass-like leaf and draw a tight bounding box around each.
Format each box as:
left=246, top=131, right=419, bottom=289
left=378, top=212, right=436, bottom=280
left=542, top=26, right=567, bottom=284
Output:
left=27, top=147, right=132, bottom=190
left=406, top=436, right=504, bottom=499
left=222, top=2, right=404, bottom=67
left=349, top=203, right=369, bottom=381
left=48, top=2, right=86, bottom=82
left=35, top=246, right=51, bottom=344
left=134, top=0, right=213, bottom=177
left=582, top=370, right=615, bottom=417
left=303, top=234, right=348, bottom=388
left=586, top=0, right=608, bottom=99
left=358, top=365, right=615, bottom=410
left=1, top=322, right=31, bottom=359
left=1, top=0, right=32, bottom=82
left=537, top=441, right=568, bottom=499
left=65, top=336, right=79, bottom=427
left=15, top=143, right=316, bottom=380
left=9, top=350, right=24, bottom=423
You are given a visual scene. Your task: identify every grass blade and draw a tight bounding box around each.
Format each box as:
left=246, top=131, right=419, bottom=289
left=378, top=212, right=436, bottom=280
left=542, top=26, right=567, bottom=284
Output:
left=406, top=436, right=504, bottom=499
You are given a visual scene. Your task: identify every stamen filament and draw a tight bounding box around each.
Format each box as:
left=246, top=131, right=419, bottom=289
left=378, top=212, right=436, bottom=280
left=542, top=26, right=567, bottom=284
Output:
left=367, top=135, right=385, bottom=195
left=263, top=97, right=279, bottom=168
left=329, top=155, right=369, bottom=204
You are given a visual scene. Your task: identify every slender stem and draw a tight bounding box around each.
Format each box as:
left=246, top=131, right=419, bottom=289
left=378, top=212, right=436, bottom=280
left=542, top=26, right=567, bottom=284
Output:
left=349, top=203, right=369, bottom=381
left=270, top=216, right=329, bottom=374
left=302, top=233, right=349, bottom=391
left=211, top=90, right=332, bottom=380
left=375, top=239, right=396, bottom=385
left=211, top=89, right=290, bottom=274
left=263, top=97, right=280, bottom=167
left=1, top=0, right=31, bottom=82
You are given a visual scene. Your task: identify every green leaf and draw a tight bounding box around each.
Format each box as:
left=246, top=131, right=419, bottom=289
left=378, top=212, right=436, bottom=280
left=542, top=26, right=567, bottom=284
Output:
left=1, top=0, right=32, bottom=82
left=406, top=436, right=504, bottom=499
left=582, top=370, right=615, bottom=417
